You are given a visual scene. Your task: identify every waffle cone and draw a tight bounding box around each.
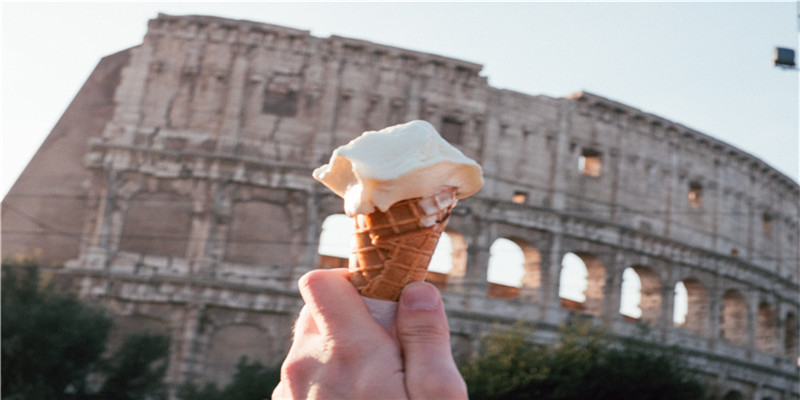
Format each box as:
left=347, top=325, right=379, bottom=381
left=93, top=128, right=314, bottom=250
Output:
left=349, top=187, right=458, bottom=301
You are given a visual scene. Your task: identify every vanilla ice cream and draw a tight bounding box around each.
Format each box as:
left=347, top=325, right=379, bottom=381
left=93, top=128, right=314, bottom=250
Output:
left=312, top=120, right=483, bottom=216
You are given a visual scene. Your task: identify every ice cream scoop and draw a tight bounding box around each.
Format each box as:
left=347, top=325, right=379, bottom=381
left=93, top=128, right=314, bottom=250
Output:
left=312, top=120, right=483, bottom=216
left=313, top=120, right=483, bottom=332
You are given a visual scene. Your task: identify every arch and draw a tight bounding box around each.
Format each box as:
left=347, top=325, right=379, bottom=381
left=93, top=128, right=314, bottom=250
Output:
left=619, top=266, right=661, bottom=323
left=487, top=238, right=524, bottom=299
left=426, top=230, right=468, bottom=289
left=119, top=191, right=192, bottom=257
left=559, top=252, right=604, bottom=316
left=204, top=324, right=274, bottom=386
left=721, top=289, right=748, bottom=346
left=619, top=267, right=642, bottom=319
left=756, top=302, right=776, bottom=354
left=426, top=232, right=454, bottom=289
left=107, top=313, right=171, bottom=355
left=674, top=278, right=708, bottom=335
left=673, top=281, right=688, bottom=325
left=318, top=214, right=353, bottom=268
left=429, top=232, right=454, bottom=274
left=225, top=201, right=295, bottom=266
left=785, top=312, right=797, bottom=358
left=444, top=231, right=468, bottom=278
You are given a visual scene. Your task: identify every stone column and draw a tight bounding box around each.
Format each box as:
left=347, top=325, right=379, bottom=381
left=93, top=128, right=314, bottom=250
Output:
left=170, top=302, right=208, bottom=387
left=600, top=252, right=623, bottom=325
left=541, top=233, right=559, bottom=308
left=707, top=271, right=722, bottom=352
left=658, top=274, right=676, bottom=342
left=463, top=213, right=491, bottom=304
left=541, top=232, right=564, bottom=319
left=221, top=46, right=250, bottom=138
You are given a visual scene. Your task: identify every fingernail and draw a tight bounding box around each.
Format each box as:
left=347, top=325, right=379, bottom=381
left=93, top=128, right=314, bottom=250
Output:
left=401, top=282, right=440, bottom=310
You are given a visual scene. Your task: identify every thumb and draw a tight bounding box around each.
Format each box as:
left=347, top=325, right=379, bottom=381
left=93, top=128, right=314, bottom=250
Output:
left=396, top=282, right=467, bottom=400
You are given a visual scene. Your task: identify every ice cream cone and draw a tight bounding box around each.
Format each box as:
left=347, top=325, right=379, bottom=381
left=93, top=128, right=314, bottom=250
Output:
left=349, top=186, right=458, bottom=301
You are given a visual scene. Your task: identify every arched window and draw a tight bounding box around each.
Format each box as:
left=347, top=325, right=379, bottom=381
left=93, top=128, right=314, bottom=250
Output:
left=721, top=289, right=748, bottom=345
left=674, top=278, right=708, bottom=335
left=205, top=325, right=274, bottom=387
left=226, top=201, right=295, bottom=266
left=426, top=233, right=454, bottom=289
left=620, top=267, right=642, bottom=319
left=673, top=281, right=688, bottom=325
left=559, top=252, right=588, bottom=305
left=318, top=214, right=354, bottom=269
left=559, top=252, right=605, bottom=316
left=756, top=302, right=776, bottom=354
left=119, top=191, right=192, bottom=258
left=619, top=266, right=661, bottom=323
left=429, top=233, right=453, bottom=274
left=487, top=238, right=524, bottom=299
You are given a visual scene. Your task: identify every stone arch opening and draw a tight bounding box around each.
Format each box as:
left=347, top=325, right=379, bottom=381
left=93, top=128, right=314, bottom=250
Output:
left=619, top=266, right=661, bottom=324
left=107, top=313, right=171, bottom=355
left=119, top=191, right=193, bottom=257
left=318, top=213, right=353, bottom=269
left=756, top=302, right=776, bottom=354
left=429, top=232, right=454, bottom=274
left=225, top=201, right=295, bottom=266
left=486, top=238, right=524, bottom=299
left=673, top=281, right=688, bottom=325
left=619, top=267, right=642, bottom=320
left=784, top=312, right=797, bottom=358
left=721, top=289, right=748, bottom=346
left=426, top=230, right=467, bottom=290
left=674, top=278, right=708, bottom=335
left=559, top=252, right=604, bottom=316
left=204, top=324, right=274, bottom=387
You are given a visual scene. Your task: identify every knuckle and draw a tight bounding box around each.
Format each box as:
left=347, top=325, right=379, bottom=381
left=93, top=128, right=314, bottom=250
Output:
left=297, top=269, right=324, bottom=293
left=398, top=322, right=451, bottom=345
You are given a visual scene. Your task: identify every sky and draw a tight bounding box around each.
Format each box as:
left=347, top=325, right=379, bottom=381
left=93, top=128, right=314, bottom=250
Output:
left=1, top=2, right=799, bottom=200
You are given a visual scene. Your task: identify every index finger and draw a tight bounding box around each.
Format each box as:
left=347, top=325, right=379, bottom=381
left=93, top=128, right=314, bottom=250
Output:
left=297, top=268, right=379, bottom=338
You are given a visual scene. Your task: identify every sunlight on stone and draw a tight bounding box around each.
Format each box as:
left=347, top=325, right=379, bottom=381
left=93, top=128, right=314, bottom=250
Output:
left=487, top=238, right=525, bottom=287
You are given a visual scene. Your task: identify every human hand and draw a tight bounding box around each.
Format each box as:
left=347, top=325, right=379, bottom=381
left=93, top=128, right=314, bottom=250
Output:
left=272, top=268, right=467, bottom=400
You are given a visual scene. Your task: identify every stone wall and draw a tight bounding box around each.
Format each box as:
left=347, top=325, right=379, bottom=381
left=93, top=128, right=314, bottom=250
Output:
left=2, top=13, right=797, bottom=399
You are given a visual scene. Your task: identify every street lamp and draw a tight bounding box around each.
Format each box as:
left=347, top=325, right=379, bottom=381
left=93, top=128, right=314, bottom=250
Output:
left=774, top=47, right=797, bottom=69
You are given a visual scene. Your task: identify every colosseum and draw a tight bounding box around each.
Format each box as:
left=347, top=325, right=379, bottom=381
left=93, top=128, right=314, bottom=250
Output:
left=2, top=13, right=798, bottom=399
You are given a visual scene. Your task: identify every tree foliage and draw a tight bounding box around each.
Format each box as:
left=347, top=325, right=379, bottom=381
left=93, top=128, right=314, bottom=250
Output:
left=177, top=357, right=281, bottom=400
left=1, top=262, right=170, bottom=400
left=460, top=319, right=708, bottom=400
left=94, top=332, right=171, bottom=400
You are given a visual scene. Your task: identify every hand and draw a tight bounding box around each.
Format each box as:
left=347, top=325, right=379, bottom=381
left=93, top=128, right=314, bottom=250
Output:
left=272, top=268, right=467, bottom=400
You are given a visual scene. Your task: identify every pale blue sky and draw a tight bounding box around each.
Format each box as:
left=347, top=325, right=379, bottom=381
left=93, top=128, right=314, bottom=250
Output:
left=2, top=1, right=798, bottom=199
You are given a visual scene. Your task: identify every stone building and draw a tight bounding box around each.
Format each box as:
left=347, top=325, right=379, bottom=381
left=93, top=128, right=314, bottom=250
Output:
left=2, top=13, right=798, bottom=399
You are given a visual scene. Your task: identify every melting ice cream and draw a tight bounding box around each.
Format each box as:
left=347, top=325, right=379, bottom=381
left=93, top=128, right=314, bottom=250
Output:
left=312, top=120, right=484, bottom=216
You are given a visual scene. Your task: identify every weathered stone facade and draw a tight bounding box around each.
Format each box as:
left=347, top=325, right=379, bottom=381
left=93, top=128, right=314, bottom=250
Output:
left=2, top=14, right=798, bottom=399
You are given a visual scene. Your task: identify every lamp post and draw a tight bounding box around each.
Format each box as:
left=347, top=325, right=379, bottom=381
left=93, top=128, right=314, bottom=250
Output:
left=773, top=47, right=797, bottom=70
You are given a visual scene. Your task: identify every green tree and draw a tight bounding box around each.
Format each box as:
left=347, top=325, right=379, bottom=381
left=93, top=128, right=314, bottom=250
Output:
left=2, top=263, right=171, bottom=400
left=177, top=357, right=281, bottom=400
left=94, top=332, right=171, bottom=400
left=2, top=262, right=113, bottom=399
left=460, top=319, right=708, bottom=400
